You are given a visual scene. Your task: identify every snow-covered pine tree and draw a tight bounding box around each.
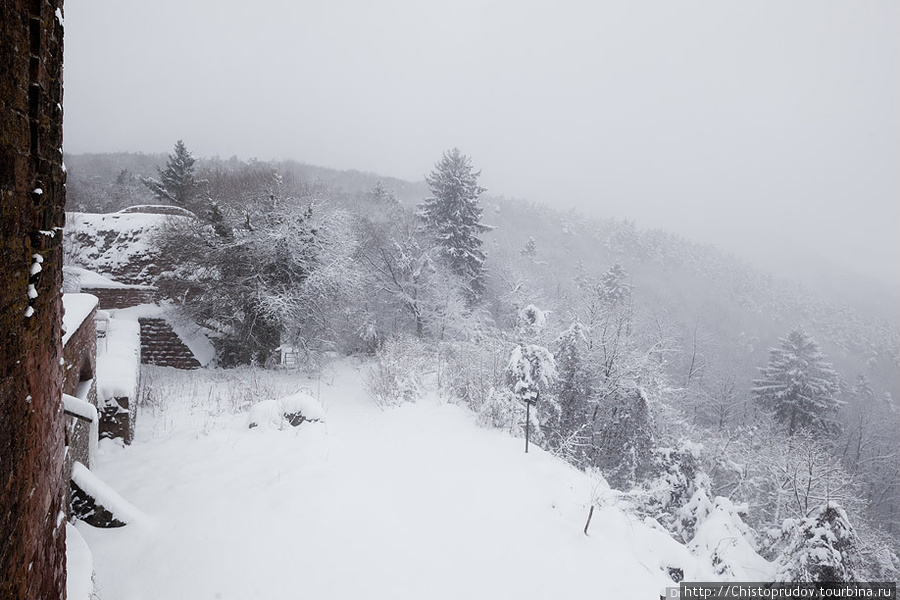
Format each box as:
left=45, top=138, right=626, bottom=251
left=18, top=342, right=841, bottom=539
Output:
left=598, top=262, right=631, bottom=309
left=752, top=327, right=842, bottom=436
left=418, top=148, right=492, bottom=302
left=142, top=140, right=199, bottom=210
left=368, top=180, right=398, bottom=205
left=592, top=386, right=656, bottom=489
left=774, top=502, right=862, bottom=582
left=552, top=321, right=592, bottom=461
left=520, top=236, right=538, bottom=259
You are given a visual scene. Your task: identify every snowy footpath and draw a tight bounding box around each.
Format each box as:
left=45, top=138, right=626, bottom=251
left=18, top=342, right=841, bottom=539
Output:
left=79, top=360, right=715, bottom=599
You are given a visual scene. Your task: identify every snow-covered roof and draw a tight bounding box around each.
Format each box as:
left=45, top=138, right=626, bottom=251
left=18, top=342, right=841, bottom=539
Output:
left=117, top=205, right=196, bottom=218
left=62, top=293, right=99, bottom=346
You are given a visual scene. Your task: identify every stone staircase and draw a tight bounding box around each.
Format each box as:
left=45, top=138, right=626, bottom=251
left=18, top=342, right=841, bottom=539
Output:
left=138, top=318, right=201, bottom=369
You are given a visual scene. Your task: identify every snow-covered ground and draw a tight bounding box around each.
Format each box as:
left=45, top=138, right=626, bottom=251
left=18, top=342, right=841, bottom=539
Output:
left=79, top=360, right=731, bottom=600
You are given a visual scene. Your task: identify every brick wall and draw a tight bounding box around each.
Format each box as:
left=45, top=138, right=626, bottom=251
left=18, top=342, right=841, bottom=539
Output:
left=62, top=304, right=98, bottom=483
left=0, top=1, right=68, bottom=598
left=62, top=307, right=97, bottom=398
left=81, top=286, right=157, bottom=310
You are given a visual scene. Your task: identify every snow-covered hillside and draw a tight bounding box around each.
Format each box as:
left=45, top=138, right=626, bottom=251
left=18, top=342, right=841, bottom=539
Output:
left=77, top=361, right=769, bottom=599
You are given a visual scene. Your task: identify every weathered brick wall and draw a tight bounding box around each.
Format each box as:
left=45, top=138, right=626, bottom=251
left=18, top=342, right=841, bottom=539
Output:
left=62, top=307, right=98, bottom=485
left=81, top=286, right=157, bottom=309
left=62, top=308, right=97, bottom=397
left=1, top=1, right=68, bottom=598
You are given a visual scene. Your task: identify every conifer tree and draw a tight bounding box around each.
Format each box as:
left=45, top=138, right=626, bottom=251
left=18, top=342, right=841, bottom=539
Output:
left=143, top=140, right=199, bottom=210
left=554, top=322, right=592, bottom=448
left=418, top=148, right=492, bottom=301
left=752, top=327, right=842, bottom=436
left=598, top=262, right=631, bottom=309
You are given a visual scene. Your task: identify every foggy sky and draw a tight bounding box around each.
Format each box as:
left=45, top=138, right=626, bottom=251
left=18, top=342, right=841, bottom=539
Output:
left=62, top=1, right=899, bottom=293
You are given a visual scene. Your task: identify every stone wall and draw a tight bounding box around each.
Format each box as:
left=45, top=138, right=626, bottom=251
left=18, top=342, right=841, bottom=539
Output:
left=0, top=1, right=68, bottom=598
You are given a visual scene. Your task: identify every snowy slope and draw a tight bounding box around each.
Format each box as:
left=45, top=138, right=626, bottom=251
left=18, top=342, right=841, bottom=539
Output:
left=79, top=361, right=728, bottom=600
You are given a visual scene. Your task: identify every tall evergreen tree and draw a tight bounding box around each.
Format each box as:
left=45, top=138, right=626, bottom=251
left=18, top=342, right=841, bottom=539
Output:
left=554, top=322, right=591, bottom=444
left=752, top=327, right=842, bottom=436
left=143, top=140, right=199, bottom=210
left=598, top=262, right=631, bottom=309
left=418, top=148, right=491, bottom=301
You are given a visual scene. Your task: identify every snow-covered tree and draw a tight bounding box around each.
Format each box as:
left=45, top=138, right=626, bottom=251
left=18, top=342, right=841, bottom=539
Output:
left=752, top=327, right=842, bottom=436
left=774, top=502, right=862, bottom=582
left=515, top=304, right=547, bottom=337
left=520, top=236, right=538, bottom=259
left=142, top=140, right=199, bottom=210
left=640, top=439, right=713, bottom=542
left=154, top=179, right=359, bottom=366
left=550, top=321, right=592, bottom=461
left=418, top=148, right=492, bottom=302
left=597, top=262, right=631, bottom=309
left=356, top=209, right=467, bottom=340
left=592, top=386, right=656, bottom=489
left=506, top=343, right=556, bottom=452
left=368, top=181, right=398, bottom=205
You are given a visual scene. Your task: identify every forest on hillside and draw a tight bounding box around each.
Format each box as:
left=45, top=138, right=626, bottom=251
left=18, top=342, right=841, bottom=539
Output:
left=64, top=144, right=900, bottom=582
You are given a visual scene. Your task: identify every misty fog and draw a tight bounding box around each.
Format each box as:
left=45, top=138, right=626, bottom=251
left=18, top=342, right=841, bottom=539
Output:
left=61, top=1, right=900, bottom=297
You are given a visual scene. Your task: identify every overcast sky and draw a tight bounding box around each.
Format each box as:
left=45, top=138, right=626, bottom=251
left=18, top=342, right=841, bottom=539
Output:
left=62, top=1, right=899, bottom=293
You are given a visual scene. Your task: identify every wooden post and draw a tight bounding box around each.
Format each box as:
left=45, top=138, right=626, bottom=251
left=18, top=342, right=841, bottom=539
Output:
left=583, top=505, right=595, bottom=535
left=525, top=401, right=530, bottom=453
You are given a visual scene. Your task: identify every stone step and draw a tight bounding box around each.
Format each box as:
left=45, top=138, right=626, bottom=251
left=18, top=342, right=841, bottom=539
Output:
left=138, top=318, right=202, bottom=370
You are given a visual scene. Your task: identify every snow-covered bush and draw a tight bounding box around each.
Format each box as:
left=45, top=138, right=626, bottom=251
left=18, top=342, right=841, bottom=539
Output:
left=365, top=336, right=435, bottom=407
left=853, top=520, right=900, bottom=582
left=640, top=439, right=712, bottom=542
left=247, top=392, right=325, bottom=429
left=474, top=387, right=543, bottom=442
left=436, top=334, right=508, bottom=411
left=774, top=502, right=862, bottom=583
left=687, top=495, right=768, bottom=580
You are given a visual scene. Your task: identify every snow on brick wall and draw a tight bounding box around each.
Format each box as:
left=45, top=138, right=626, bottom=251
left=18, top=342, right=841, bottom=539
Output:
left=0, top=2, right=68, bottom=598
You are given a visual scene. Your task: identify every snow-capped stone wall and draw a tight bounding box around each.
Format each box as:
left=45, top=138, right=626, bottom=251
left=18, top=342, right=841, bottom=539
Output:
left=61, top=293, right=100, bottom=512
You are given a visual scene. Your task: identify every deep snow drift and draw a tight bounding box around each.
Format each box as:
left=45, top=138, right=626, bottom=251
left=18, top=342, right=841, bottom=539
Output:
left=78, top=360, right=761, bottom=599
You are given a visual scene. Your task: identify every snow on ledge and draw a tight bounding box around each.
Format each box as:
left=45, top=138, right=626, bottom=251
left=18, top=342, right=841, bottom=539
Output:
left=96, top=316, right=141, bottom=402
left=62, top=293, right=99, bottom=346
left=64, top=266, right=154, bottom=290
left=71, top=462, right=148, bottom=526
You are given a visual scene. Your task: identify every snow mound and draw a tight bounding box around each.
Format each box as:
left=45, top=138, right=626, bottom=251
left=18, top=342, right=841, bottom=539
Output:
left=64, top=265, right=151, bottom=290
left=248, top=392, right=325, bottom=429
left=688, top=495, right=773, bottom=580
left=65, top=523, right=94, bottom=600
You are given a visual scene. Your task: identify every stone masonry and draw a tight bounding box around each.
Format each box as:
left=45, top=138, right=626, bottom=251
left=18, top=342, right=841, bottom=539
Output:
left=1, top=1, right=68, bottom=598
